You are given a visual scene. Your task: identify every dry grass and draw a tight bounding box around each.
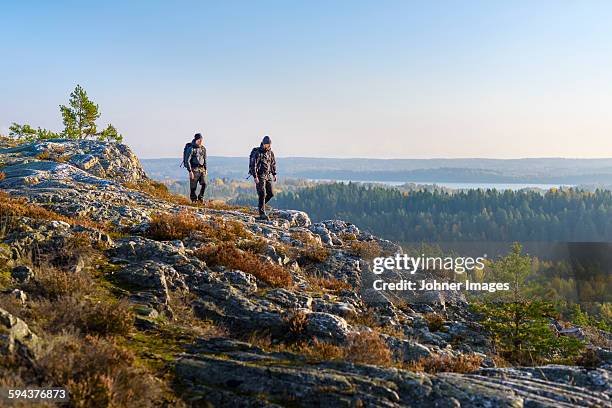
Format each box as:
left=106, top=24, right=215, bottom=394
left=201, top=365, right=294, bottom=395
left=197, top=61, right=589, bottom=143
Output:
left=299, top=245, right=331, bottom=264
left=349, top=240, right=383, bottom=260
left=290, top=230, right=321, bottom=246
left=0, top=172, right=5, bottom=181
left=166, top=290, right=228, bottom=338
left=237, top=238, right=269, bottom=254
left=305, top=275, right=352, bottom=292
left=35, top=296, right=134, bottom=337
left=345, top=331, right=393, bottom=366
left=284, top=309, right=309, bottom=336
left=24, top=265, right=94, bottom=301
left=339, top=232, right=358, bottom=241
left=35, top=151, right=51, bottom=160
left=38, top=333, right=160, bottom=407
left=424, top=313, right=445, bottom=332
left=196, top=242, right=292, bottom=287
left=247, top=330, right=394, bottom=366
left=145, top=211, right=250, bottom=242
left=145, top=211, right=203, bottom=241
left=403, top=353, right=483, bottom=374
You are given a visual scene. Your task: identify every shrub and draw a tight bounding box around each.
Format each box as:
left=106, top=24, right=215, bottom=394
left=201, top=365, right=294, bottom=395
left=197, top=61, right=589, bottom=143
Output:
left=474, top=300, right=585, bottom=365
left=36, top=296, right=134, bottom=336
left=237, top=238, right=269, bottom=254
left=24, top=265, right=94, bottom=300
left=300, top=339, right=344, bottom=362
left=424, top=313, right=445, bottom=332
left=345, top=331, right=392, bottom=366
left=575, top=348, right=601, bottom=368
left=145, top=211, right=203, bottom=240
left=145, top=211, right=250, bottom=242
left=284, top=310, right=309, bottom=335
left=305, top=275, right=351, bottom=292
left=299, top=245, right=331, bottom=264
left=38, top=333, right=159, bottom=407
left=349, top=240, right=383, bottom=260
left=404, top=353, right=483, bottom=374
left=196, top=242, right=292, bottom=287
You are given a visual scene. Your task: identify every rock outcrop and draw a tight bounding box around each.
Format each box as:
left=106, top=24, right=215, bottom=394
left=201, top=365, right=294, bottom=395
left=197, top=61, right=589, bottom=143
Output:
left=0, top=139, right=609, bottom=407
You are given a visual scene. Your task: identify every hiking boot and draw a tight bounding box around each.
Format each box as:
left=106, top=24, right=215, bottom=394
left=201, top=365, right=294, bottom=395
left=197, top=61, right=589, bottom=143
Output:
left=190, top=188, right=197, bottom=202
left=257, top=213, right=270, bottom=221
left=197, top=195, right=204, bottom=203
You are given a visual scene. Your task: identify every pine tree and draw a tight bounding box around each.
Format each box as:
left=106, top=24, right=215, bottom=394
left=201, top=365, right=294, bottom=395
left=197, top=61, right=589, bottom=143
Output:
left=60, top=84, right=101, bottom=139
left=98, top=124, right=123, bottom=143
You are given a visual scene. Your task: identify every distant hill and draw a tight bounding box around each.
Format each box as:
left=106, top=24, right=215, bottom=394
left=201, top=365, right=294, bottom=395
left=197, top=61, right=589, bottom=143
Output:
left=142, top=156, right=612, bottom=185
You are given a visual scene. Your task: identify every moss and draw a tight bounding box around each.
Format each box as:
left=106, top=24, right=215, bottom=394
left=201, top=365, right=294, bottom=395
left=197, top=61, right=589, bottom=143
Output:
left=0, top=269, right=12, bottom=289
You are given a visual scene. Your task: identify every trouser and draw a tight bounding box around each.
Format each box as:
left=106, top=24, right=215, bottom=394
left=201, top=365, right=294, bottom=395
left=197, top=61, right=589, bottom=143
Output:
left=256, top=177, right=274, bottom=215
left=189, top=167, right=207, bottom=201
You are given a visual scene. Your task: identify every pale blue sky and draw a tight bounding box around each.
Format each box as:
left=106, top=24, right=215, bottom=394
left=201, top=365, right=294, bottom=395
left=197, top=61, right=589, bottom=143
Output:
left=2, top=1, right=612, bottom=158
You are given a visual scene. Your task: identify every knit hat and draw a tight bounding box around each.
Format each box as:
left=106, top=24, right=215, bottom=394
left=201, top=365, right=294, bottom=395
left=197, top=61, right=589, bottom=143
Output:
left=262, top=135, right=271, bottom=144
left=194, top=133, right=203, bottom=141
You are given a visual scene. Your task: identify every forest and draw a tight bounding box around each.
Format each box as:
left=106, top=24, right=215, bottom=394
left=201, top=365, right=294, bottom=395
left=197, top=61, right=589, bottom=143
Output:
left=241, top=183, right=612, bottom=242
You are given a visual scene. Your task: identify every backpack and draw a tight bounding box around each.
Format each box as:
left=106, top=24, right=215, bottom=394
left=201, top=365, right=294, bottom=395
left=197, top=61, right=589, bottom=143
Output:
left=180, top=142, right=191, bottom=168
left=248, top=146, right=259, bottom=177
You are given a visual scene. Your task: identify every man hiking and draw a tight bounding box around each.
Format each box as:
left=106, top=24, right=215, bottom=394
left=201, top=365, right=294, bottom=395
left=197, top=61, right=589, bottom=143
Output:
left=249, top=135, right=277, bottom=220
left=183, top=133, right=207, bottom=202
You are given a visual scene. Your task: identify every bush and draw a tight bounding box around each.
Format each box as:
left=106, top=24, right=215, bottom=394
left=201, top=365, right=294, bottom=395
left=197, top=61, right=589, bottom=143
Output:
left=36, top=296, right=134, bottom=336
left=345, top=331, right=393, bottom=366
left=38, top=333, right=159, bottom=407
left=24, top=265, right=94, bottom=300
left=349, top=240, right=383, bottom=260
left=299, top=245, right=331, bottom=264
left=145, top=211, right=250, bottom=242
left=474, top=300, right=585, bottom=365
left=305, top=275, right=351, bottom=292
left=145, top=211, right=203, bottom=240
left=424, top=313, right=445, bottom=332
left=196, top=242, right=292, bottom=287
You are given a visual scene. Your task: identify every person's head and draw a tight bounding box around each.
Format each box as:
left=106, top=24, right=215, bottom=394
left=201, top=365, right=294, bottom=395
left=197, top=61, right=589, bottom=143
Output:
left=261, top=135, right=271, bottom=150
left=193, top=133, right=203, bottom=146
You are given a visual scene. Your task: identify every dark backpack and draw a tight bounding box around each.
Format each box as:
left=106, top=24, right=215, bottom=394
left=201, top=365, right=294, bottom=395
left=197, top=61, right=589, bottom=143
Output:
left=248, top=146, right=259, bottom=176
left=180, top=142, right=191, bottom=168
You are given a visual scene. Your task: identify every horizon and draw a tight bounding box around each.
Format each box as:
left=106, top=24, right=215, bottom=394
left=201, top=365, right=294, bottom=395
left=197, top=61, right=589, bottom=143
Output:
left=3, top=1, right=612, bottom=159
left=142, top=154, right=612, bottom=161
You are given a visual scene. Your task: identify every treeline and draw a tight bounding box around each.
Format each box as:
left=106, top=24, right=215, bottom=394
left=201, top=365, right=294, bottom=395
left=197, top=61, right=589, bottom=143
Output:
left=260, top=183, right=612, bottom=242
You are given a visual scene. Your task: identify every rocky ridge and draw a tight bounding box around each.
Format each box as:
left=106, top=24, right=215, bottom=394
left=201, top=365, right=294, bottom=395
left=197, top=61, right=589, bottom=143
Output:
left=0, top=139, right=610, bottom=407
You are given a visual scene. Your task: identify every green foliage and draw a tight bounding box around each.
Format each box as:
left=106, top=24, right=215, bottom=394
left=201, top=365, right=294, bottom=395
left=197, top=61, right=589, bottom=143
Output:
left=8, top=84, right=122, bottom=143
left=489, top=243, right=531, bottom=297
left=98, top=123, right=123, bottom=143
left=570, top=303, right=611, bottom=331
left=9, top=122, right=59, bottom=141
left=60, top=84, right=101, bottom=139
left=474, top=300, right=584, bottom=365
left=474, top=244, right=584, bottom=364
left=264, top=182, right=612, bottom=241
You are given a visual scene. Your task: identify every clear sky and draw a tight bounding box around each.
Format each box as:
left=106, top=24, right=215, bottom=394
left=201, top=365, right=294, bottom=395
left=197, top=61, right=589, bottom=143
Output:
left=2, top=1, right=612, bottom=159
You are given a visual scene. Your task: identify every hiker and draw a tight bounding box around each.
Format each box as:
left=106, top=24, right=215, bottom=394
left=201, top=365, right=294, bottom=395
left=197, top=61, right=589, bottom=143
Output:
left=249, top=135, right=277, bottom=220
left=183, top=133, right=207, bottom=202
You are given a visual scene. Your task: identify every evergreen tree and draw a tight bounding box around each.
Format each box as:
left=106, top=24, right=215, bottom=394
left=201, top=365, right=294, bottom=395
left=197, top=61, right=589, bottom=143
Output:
left=60, top=84, right=101, bottom=139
